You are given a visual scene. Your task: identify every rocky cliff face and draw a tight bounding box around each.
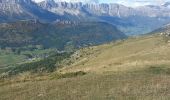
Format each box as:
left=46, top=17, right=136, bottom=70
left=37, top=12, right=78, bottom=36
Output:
left=0, top=0, right=64, bottom=22
left=0, top=0, right=32, bottom=15
left=38, top=1, right=135, bottom=18
left=1, top=0, right=170, bottom=35
left=1, top=0, right=170, bottom=22
left=38, top=0, right=170, bottom=18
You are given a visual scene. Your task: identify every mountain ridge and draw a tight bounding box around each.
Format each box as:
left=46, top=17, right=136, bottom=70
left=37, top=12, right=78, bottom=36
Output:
left=0, top=0, right=66, bottom=22
left=1, top=0, right=170, bottom=35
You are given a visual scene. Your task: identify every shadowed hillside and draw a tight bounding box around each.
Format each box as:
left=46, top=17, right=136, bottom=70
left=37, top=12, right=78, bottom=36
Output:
left=0, top=20, right=126, bottom=50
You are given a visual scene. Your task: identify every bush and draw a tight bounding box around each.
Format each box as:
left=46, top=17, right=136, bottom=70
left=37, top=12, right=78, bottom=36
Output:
left=147, top=66, right=170, bottom=75
left=50, top=71, right=86, bottom=79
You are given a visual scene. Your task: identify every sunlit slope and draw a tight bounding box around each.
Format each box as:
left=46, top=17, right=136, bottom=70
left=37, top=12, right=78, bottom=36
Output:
left=60, top=34, right=170, bottom=73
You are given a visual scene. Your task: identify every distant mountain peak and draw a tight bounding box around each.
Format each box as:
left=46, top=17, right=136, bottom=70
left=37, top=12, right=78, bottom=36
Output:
left=0, top=0, right=32, bottom=3
left=0, top=0, right=65, bottom=23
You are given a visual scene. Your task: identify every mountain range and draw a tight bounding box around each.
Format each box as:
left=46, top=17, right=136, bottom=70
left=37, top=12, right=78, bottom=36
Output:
left=0, top=0, right=66, bottom=22
left=1, top=0, right=170, bottom=35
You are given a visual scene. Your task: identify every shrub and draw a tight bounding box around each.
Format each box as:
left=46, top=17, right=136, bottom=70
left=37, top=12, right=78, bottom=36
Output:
left=50, top=71, right=86, bottom=79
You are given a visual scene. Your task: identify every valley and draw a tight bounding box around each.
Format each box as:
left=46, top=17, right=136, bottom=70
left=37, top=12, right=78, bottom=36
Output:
left=1, top=0, right=170, bottom=100
left=0, top=20, right=126, bottom=74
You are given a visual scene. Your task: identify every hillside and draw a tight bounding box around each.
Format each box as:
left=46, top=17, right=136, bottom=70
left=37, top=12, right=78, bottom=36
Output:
left=0, top=33, right=170, bottom=100
left=0, top=20, right=126, bottom=73
left=60, top=34, right=169, bottom=73
left=0, top=20, right=126, bottom=50
left=150, top=24, right=170, bottom=35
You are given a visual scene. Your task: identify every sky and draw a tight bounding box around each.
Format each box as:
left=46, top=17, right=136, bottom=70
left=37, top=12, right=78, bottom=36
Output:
left=33, top=0, right=170, bottom=7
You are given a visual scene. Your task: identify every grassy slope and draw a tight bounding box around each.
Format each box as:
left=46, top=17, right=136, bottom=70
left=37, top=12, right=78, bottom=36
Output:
left=61, top=34, right=170, bottom=73
left=1, top=34, right=170, bottom=100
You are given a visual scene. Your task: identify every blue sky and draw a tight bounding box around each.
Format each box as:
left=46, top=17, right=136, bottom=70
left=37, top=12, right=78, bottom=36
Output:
left=34, top=0, right=170, bottom=7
